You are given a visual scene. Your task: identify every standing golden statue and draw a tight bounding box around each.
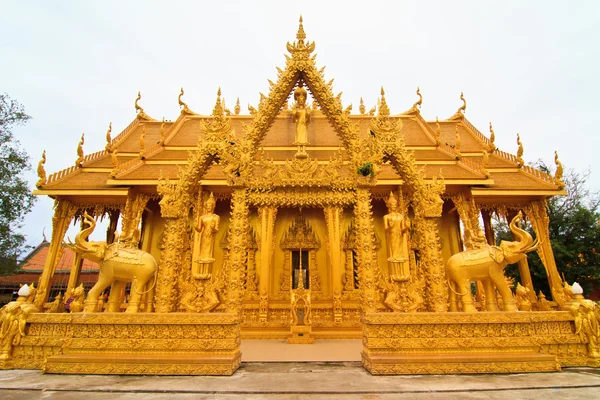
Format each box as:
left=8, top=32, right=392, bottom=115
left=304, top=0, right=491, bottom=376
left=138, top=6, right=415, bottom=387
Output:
left=193, top=193, right=220, bottom=280
left=291, top=82, right=311, bottom=158
left=384, top=192, right=410, bottom=282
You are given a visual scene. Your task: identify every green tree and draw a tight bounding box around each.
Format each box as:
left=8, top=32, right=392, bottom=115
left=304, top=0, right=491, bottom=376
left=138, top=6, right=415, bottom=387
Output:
left=495, top=161, right=600, bottom=297
left=0, top=93, right=35, bottom=275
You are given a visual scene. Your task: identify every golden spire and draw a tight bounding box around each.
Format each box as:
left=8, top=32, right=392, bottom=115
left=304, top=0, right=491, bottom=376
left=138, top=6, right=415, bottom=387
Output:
left=286, top=15, right=315, bottom=59
left=455, top=125, right=462, bottom=159
left=516, top=133, right=524, bottom=167
left=297, top=15, right=306, bottom=42
left=135, top=91, right=144, bottom=114
left=378, top=87, right=390, bottom=117
left=105, top=122, right=112, bottom=152
left=435, top=117, right=441, bottom=146
left=554, top=150, right=565, bottom=188
left=75, top=133, right=85, bottom=167
left=359, top=97, right=366, bottom=115
left=139, top=125, right=146, bottom=159
left=159, top=117, right=166, bottom=145
left=413, top=86, right=422, bottom=110
left=200, top=87, right=232, bottom=136
left=36, top=150, right=46, bottom=189
left=234, top=97, right=241, bottom=115
left=488, top=122, right=496, bottom=152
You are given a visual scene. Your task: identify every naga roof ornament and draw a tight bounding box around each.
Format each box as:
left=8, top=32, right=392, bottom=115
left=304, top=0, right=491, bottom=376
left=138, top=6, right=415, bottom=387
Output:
left=516, top=133, right=524, bottom=167
left=178, top=87, right=194, bottom=114
left=448, top=91, right=467, bottom=120
left=554, top=150, right=565, bottom=189
left=134, top=91, right=153, bottom=120
left=488, top=122, right=496, bottom=152
left=105, top=122, right=112, bottom=152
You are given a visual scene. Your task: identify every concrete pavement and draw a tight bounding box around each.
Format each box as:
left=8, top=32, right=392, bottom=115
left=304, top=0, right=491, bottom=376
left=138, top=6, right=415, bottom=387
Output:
left=1, top=362, right=600, bottom=399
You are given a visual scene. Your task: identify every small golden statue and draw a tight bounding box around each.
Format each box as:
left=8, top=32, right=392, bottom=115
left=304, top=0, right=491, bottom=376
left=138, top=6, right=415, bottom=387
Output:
left=291, top=82, right=311, bottom=158
left=193, top=193, right=220, bottom=280
left=384, top=192, right=410, bottom=282
left=515, top=282, right=532, bottom=311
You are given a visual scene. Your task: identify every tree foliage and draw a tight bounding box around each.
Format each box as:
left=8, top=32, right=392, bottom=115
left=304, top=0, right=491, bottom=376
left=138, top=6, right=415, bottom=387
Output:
left=0, top=93, right=35, bottom=275
left=495, top=161, right=600, bottom=297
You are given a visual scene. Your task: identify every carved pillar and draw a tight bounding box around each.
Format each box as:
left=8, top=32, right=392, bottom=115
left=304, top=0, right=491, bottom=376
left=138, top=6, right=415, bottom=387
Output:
left=34, top=199, right=78, bottom=308
left=324, top=206, right=343, bottom=323
left=121, top=192, right=151, bottom=242
left=481, top=209, right=495, bottom=245
left=226, top=187, right=249, bottom=313
left=414, top=190, right=447, bottom=312
left=258, top=206, right=277, bottom=323
left=354, top=187, right=379, bottom=313
left=524, top=199, right=565, bottom=306
left=154, top=216, right=187, bottom=312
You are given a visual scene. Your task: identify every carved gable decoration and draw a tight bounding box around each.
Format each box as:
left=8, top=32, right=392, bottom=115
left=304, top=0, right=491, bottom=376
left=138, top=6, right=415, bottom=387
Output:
left=280, top=213, right=320, bottom=250
left=341, top=221, right=381, bottom=250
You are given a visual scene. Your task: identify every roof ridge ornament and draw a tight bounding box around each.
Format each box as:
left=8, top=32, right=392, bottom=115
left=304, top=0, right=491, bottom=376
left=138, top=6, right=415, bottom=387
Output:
left=178, top=87, right=194, bottom=114
left=75, top=133, right=85, bottom=167
left=36, top=150, right=46, bottom=189
left=159, top=118, right=166, bottom=146
left=554, top=150, right=565, bottom=189
left=488, top=122, right=496, bottom=152
left=105, top=122, right=113, bottom=152
left=199, top=87, right=232, bottom=139
left=409, top=87, right=422, bottom=113
left=435, top=117, right=441, bottom=146
left=370, top=87, right=402, bottom=142
left=135, top=91, right=153, bottom=120
left=448, top=92, right=467, bottom=120
left=234, top=97, right=241, bottom=115
left=516, top=133, right=524, bottom=167
left=286, top=15, right=315, bottom=60
left=455, top=124, right=462, bottom=160
left=359, top=97, right=366, bottom=115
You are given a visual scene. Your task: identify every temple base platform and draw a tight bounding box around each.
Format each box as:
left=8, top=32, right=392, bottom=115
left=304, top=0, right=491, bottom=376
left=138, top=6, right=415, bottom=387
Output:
left=7, top=312, right=241, bottom=376
left=362, top=311, right=591, bottom=375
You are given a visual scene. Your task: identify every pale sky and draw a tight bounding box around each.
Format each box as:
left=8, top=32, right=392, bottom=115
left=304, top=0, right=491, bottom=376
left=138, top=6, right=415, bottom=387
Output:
left=1, top=0, right=599, bottom=247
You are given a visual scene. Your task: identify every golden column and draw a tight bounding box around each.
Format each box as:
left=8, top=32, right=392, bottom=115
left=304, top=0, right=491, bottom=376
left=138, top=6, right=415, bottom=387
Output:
left=414, top=188, right=447, bottom=312
left=324, top=206, right=343, bottom=322
left=354, top=187, right=380, bottom=313
left=258, top=206, right=277, bottom=323
left=34, top=199, right=78, bottom=309
left=226, top=187, right=249, bottom=313
left=154, top=216, right=187, bottom=312
left=525, top=199, right=565, bottom=306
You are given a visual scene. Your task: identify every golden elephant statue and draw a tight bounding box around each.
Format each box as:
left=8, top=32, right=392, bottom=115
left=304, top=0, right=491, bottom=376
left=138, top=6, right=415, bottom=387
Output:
left=446, top=212, right=540, bottom=312
left=67, top=212, right=157, bottom=313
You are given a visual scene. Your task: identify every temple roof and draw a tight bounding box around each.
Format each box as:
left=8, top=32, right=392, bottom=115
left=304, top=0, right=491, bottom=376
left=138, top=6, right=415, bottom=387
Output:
left=35, top=19, right=565, bottom=203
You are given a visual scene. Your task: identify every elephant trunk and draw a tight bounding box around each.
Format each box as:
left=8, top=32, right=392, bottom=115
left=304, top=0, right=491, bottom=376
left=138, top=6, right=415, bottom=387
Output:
left=509, top=211, right=535, bottom=253
left=74, top=211, right=96, bottom=251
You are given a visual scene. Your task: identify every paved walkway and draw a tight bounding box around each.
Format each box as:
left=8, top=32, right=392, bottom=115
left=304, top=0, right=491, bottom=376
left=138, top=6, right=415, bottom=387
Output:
left=2, top=363, right=600, bottom=399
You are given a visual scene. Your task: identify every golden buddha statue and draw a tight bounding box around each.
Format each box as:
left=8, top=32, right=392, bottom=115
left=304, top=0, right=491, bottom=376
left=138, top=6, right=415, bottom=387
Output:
left=383, top=192, right=410, bottom=282
left=193, top=193, right=220, bottom=280
left=291, top=82, right=311, bottom=158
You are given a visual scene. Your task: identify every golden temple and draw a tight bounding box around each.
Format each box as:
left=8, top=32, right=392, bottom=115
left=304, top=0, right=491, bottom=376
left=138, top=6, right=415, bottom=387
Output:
left=1, top=17, right=599, bottom=375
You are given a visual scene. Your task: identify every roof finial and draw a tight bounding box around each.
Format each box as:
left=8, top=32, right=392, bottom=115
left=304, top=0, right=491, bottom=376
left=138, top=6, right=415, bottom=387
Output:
left=75, top=133, right=85, bottom=167
left=178, top=87, right=191, bottom=113
left=359, top=97, right=366, bottom=115
left=488, top=122, right=496, bottom=152
left=105, top=122, right=112, bottom=152
left=234, top=97, right=241, bottom=115
left=458, top=92, right=466, bottom=115
left=135, top=91, right=144, bottom=114
left=36, top=150, right=46, bottom=189
left=159, top=117, right=166, bottom=145
left=413, top=86, right=422, bottom=110
left=286, top=15, right=315, bottom=58
left=435, top=117, right=441, bottom=146
left=516, top=133, right=524, bottom=167
left=554, top=150, right=565, bottom=189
